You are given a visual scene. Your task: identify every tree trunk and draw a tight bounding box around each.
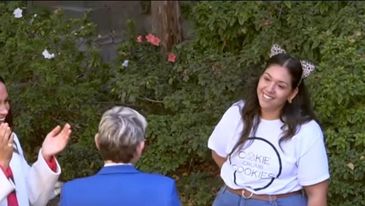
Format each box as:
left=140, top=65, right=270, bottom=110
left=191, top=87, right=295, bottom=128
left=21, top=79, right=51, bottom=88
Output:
left=151, top=1, right=182, bottom=53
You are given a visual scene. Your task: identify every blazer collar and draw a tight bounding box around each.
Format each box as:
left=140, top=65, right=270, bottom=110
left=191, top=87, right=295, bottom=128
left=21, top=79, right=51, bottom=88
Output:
left=97, top=165, right=140, bottom=175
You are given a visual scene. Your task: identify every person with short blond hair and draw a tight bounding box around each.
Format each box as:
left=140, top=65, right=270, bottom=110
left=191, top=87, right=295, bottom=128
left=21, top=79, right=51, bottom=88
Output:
left=61, top=106, right=181, bottom=206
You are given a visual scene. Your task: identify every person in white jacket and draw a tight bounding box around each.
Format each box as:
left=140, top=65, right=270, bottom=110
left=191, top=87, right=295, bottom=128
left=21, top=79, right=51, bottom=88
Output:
left=0, top=76, right=72, bottom=206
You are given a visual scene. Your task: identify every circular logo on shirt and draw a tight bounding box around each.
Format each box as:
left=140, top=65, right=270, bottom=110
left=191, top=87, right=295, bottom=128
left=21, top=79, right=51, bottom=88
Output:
left=228, top=137, right=282, bottom=191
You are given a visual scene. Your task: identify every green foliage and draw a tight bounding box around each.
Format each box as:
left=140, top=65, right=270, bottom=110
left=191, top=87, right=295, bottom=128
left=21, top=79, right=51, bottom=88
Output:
left=0, top=2, right=109, bottom=179
left=192, top=1, right=268, bottom=53
left=113, top=28, right=259, bottom=205
left=312, top=35, right=365, bottom=206
left=190, top=2, right=365, bottom=205
left=59, top=144, right=103, bottom=180
left=113, top=33, right=250, bottom=173
left=113, top=2, right=365, bottom=205
left=179, top=172, right=222, bottom=206
left=1, top=1, right=364, bottom=206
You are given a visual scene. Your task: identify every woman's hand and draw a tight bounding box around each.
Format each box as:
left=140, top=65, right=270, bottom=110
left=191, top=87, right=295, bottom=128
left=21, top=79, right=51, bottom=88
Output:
left=0, top=123, right=13, bottom=168
left=41, top=123, right=72, bottom=161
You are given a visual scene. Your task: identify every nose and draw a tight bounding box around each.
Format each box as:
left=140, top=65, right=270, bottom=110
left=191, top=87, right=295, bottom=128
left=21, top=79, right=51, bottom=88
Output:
left=267, top=82, right=275, bottom=93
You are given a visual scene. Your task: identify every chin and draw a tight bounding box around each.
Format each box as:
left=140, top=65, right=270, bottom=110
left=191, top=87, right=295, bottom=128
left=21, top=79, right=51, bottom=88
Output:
left=258, top=98, right=270, bottom=109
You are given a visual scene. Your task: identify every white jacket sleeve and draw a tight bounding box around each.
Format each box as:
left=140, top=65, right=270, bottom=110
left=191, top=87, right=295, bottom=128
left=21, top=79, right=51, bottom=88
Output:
left=26, top=149, right=61, bottom=206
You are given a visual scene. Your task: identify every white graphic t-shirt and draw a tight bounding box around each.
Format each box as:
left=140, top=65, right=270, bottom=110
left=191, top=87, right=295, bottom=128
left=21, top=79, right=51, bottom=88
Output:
left=208, top=100, right=330, bottom=194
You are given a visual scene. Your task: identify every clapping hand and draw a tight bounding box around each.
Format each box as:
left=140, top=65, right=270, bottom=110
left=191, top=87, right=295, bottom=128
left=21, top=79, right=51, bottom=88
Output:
left=0, top=123, right=13, bottom=168
left=41, top=123, right=72, bottom=161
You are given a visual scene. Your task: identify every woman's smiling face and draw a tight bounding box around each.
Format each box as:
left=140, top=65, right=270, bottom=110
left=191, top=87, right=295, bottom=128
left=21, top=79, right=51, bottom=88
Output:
left=256, top=64, right=298, bottom=119
left=0, top=82, right=10, bottom=123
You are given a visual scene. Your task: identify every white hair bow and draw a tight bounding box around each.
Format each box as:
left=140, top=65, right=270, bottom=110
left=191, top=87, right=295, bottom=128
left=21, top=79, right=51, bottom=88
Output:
left=270, top=44, right=315, bottom=78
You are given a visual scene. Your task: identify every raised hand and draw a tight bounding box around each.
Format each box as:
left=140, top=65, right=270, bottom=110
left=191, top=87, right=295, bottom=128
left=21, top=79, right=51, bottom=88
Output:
left=0, top=123, right=13, bottom=168
left=41, top=123, right=72, bottom=161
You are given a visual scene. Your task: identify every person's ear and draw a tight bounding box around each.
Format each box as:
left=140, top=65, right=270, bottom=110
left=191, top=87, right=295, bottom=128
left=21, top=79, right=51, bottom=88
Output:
left=131, top=141, right=145, bottom=164
left=94, top=133, right=100, bottom=150
left=136, top=141, right=145, bottom=157
left=288, top=87, right=299, bottom=103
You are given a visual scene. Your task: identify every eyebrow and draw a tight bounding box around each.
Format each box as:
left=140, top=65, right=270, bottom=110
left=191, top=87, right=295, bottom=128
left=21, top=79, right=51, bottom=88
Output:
left=263, top=72, right=290, bottom=86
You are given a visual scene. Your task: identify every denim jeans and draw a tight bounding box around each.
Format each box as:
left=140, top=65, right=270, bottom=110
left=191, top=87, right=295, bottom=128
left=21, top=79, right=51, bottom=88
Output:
left=212, top=186, right=307, bottom=206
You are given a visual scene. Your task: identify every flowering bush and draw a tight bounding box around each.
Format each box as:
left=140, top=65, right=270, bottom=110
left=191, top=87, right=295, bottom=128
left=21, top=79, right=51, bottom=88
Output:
left=112, top=2, right=365, bottom=205
left=133, top=32, right=176, bottom=62
left=192, top=2, right=365, bottom=205
left=1, top=2, right=363, bottom=206
left=145, top=33, right=161, bottom=46
left=0, top=1, right=108, bottom=179
left=113, top=24, right=254, bottom=205
left=167, top=52, right=177, bottom=62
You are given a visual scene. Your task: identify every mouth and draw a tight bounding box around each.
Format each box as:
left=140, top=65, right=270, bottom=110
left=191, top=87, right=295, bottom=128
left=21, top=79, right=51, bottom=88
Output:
left=262, top=93, right=274, bottom=100
left=0, top=118, right=6, bottom=123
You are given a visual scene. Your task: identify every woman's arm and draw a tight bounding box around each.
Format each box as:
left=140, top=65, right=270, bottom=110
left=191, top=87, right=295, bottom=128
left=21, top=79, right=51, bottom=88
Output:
left=211, top=150, right=226, bottom=168
left=27, top=124, right=71, bottom=205
left=304, top=180, right=329, bottom=206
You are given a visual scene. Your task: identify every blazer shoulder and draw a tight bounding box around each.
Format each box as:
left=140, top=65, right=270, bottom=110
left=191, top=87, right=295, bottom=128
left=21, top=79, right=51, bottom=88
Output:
left=142, top=172, right=176, bottom=184
left=62, top=175, right=96, bottom=190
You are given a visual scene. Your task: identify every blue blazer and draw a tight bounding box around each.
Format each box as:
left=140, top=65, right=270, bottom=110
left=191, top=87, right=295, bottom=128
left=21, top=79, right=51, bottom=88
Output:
left=60, top=165, right=181, bottom=206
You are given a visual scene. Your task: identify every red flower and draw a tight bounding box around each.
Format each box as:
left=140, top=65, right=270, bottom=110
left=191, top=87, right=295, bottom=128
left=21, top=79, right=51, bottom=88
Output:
left=136, top=35, right=143, bottom=43
left=167, top=53, right=176, bottom=63
left=145, top=33, right=160, bottom=46
left=151, top=37, right=160, bottom=46
left=145, top=33, right=154, bottom=43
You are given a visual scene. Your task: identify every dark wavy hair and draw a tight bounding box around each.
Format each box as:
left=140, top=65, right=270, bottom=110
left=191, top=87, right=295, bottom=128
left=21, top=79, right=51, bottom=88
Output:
left=230, top=53, right=317, bottom=154
left=0, top=76, right=13, bottom=128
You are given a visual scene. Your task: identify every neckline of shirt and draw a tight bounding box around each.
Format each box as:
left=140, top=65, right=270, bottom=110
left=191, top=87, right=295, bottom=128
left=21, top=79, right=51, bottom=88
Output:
left=260, top=118, right=283, bottom=124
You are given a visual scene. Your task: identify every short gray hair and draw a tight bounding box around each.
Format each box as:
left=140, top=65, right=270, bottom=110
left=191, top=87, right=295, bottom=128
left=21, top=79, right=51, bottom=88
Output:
left=97, top=106, right=147, bottom=163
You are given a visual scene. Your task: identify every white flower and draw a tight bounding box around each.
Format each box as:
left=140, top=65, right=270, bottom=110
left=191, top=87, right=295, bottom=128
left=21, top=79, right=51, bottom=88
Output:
left=30, top=14, right=37, bottom=24
left=42, top=49, right=55, bottom=59
left=13, top=8, right=23, bottom=18
left=122, top=60, right=129, bottom=68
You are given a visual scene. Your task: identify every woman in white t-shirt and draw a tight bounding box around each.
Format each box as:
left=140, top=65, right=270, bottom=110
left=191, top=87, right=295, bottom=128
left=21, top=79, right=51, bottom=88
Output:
left=208, top=44, right=329, bottom=206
